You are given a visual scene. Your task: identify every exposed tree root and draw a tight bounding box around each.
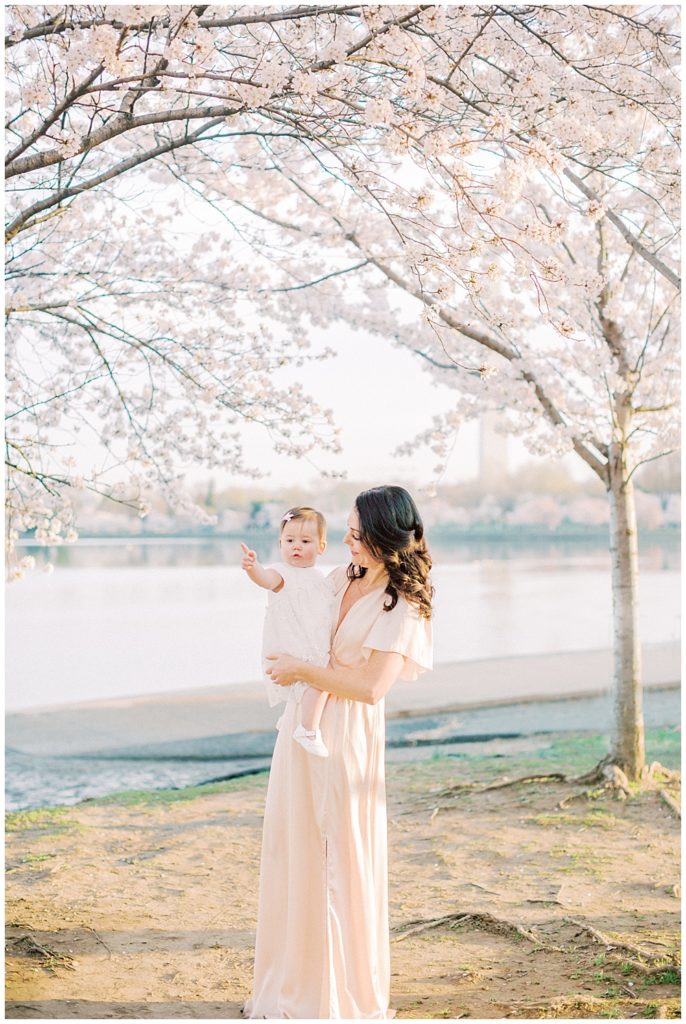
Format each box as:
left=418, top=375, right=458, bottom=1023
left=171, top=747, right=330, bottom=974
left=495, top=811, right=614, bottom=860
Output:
left=408, top=759, right=680, bottom=818
left=645, top=761, right=680, bottom=781
left=85, top=924, right=112, bottom=958
left=437, top=773, right=567, bottom=799
left=564, top=916, right=678, bottom=965
left=614, top=956, right=681, bottom=979
left=557, top=762, right=638, bottom=807
left=433, top=762, right=631, bottom=809
left=572, top=761, right=630, bottom=792
left=482, top=772, right=568, bottom=792
left=429, top=781, right=485, bottom=799
left=392, top=909, right=545, bottom=946
left=658, top=788, right=681, bottom=818
left=573, top=753, right=617, bottom=785
left=575, top=758, right=679, bottom=788
left=10, top=935, right=76, bottom=971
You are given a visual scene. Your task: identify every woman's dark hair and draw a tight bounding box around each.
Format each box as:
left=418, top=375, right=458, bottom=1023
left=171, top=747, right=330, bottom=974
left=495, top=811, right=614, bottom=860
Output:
left=348, top=485, right=433, bottom=619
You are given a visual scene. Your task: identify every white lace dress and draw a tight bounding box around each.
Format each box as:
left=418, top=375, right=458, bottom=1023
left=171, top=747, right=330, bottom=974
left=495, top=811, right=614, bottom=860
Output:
left=261, top=561, right=335, bottom=707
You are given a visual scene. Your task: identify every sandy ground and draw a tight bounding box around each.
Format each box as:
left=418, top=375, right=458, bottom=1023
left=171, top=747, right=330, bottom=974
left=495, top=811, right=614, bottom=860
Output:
left=5, top=730, right=681, bottom=1020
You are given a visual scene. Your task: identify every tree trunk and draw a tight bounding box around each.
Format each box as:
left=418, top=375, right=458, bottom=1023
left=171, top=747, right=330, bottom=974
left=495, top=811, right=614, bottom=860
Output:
left=607, top=441, right=646, bottom=780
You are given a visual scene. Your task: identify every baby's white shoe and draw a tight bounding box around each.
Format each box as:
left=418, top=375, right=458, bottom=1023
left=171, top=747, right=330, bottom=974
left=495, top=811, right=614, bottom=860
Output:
left=293, top=724, right=329, bottom=758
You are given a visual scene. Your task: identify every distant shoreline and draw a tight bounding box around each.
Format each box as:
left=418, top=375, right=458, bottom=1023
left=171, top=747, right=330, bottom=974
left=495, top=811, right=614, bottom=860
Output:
left=15, top=524, right=681, bottom=546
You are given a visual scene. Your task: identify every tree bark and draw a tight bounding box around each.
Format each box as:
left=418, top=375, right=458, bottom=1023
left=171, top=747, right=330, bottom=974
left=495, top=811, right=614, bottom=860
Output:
left=607, top=441, right=646, bottom=780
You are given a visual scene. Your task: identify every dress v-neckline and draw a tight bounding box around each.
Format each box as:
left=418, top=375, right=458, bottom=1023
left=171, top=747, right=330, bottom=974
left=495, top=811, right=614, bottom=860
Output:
left=333, top=575, right=387, bottom=639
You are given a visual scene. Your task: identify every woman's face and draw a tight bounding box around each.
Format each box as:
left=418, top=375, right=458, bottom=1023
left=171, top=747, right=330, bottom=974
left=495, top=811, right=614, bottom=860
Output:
left=343, top=507, right=383, bottom=569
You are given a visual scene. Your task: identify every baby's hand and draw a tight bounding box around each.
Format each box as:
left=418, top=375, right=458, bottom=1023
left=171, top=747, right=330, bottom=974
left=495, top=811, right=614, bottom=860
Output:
left=240, top=542, right=257, bottom=572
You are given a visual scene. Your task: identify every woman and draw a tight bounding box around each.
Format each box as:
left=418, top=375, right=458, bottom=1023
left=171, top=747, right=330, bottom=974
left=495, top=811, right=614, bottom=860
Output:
left=244, top=485, right=433, bottom=1019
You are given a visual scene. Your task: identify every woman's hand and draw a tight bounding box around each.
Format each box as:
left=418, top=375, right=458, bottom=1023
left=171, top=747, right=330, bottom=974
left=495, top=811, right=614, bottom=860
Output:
left=265, top=653, right=309, bottom=686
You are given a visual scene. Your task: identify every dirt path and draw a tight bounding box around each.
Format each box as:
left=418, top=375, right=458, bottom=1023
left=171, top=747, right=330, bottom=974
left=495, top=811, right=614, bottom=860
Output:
left=6, top=730, right=681, bottom=1019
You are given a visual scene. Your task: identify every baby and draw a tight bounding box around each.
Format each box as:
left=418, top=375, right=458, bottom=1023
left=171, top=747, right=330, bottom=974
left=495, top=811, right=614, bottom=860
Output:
left=240, top=506, right=334, bottom=758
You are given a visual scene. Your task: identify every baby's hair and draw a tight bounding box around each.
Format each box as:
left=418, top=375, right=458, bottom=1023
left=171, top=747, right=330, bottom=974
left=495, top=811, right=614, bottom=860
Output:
left=280, top=506, right=327, bottom=544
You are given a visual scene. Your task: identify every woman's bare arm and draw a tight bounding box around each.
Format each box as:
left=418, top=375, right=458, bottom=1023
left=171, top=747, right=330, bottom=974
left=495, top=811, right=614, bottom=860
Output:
left=265, top=650, right=406, bottom=705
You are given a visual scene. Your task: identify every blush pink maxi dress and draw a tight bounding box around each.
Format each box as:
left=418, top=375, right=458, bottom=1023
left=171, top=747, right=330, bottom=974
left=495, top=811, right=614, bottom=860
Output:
left=244, top=566, right=433, bottom=1020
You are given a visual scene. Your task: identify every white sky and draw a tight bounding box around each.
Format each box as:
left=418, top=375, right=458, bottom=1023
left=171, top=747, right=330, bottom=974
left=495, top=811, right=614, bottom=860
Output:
left=192, top=320, right=481, bottom=491
left=201, top=320, right=584, bottom=493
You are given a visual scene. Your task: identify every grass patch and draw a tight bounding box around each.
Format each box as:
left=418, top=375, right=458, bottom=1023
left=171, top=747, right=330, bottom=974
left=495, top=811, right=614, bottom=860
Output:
left=391, top=727, right=680, bottom=788
left=644, top=968, right=681, bottom=986
left=524, top=997, right=681, bottom=1020
left=537, top=728, right=680, bottom=775
left=90, top=771, right=269, bottom=808
left=528, top=809, right=621, bottom=829
left=5, top=806, right=80, bottom=834
left=639, top=1004, right=682, bottom=1019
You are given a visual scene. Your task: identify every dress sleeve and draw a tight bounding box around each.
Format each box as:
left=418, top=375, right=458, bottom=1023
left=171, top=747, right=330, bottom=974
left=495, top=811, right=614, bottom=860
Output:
left=361, top=596, right=433, bottom=682
left=327, top=564, right=349, bottom=594
left=265, top=562, right=290, bottom=588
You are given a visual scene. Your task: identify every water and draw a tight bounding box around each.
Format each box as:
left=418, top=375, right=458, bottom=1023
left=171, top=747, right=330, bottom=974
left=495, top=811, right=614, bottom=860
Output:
left=5, top=536, right=680, bottom=712
left=4, top=747, right=272, bottom=812
left=5, top=687, right=680, bottom=812
left=6, top=534, right=680, bottom=811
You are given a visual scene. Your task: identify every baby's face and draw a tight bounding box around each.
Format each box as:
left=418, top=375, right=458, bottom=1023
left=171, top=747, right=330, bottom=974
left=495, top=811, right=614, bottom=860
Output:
left=280, top=519, right=325, bottom=567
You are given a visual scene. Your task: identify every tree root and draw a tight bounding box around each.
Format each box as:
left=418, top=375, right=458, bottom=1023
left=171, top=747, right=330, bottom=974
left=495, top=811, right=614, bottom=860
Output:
left=658, top=788, right=681, bottom=818
left=412, top=759, right=680, bottom=816
left=573, top=761, right=630, bottom=791
left=564, top=916, right=678, bottom=964
left=575, top=758, right=679, bottom=788
left=615, top=956, right=681, bottom=979
left=572, top=753, right=616, bottom=785
left=85, top=924, right=112, bottom=958
left=392, top=909, right=545, bottom=946
left=482, top=772, right=568, bottom=792
left=436, top=772, right=567, bottom=799
left=557, top=761, right=635, bottom=807
left=10, top=935, right=76, bottom=971
left=642, top=761, right=680, bottom=783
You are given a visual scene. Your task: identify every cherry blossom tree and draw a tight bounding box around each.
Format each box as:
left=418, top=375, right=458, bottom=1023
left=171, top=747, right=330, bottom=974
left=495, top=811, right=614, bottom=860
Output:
left=258, top=3, right=679, bottom=782
left=5, top=4, right=680, bottom=778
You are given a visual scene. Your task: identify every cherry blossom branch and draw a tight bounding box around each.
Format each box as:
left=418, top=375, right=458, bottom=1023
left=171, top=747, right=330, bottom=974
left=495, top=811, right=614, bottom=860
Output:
left=5, top=372, right=108, bottom=419
left=5, top=103, right=246, bottom=179
left=5, top=6, right=364, bottom=48
left=6, top=5, right=428, bottom=179
left=596, top=224, right=632, bottom=382
left=6, top=63, right=106, bottom=165
left=256, top=262, right=371, bottom=293
left=499, top=6, right=677, bottom=130
left=360, top=246, right=610, bottom=482
left=5, top=455, right=146, bottom=513
left=6, top=117, right=261, bottom=239
left=428, top=77, right=680, bottom=292
left=624, top=448, right=678, bottom=486
left=562, top=166, right=680, bottom=291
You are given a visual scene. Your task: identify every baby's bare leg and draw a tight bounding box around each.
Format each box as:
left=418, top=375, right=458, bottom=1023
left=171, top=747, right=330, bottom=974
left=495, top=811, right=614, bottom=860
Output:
left=300, top=686, right=329, bottom=732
